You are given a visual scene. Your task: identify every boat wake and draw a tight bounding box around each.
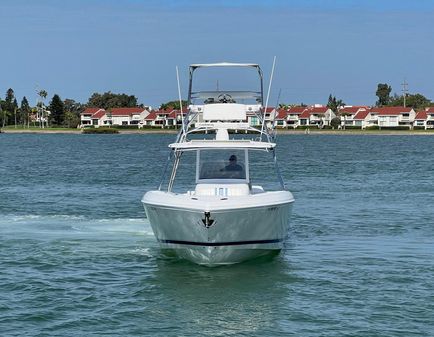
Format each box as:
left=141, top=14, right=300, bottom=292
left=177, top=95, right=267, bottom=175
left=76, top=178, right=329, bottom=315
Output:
left=0, top=214, right=153, bottom=237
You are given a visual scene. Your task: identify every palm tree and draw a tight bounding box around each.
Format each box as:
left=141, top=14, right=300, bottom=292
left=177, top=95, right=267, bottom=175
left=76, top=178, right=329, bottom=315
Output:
left=37, top=89, right=48, bottom=128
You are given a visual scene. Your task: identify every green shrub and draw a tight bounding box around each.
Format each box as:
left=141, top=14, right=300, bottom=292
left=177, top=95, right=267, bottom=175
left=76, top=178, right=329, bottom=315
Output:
left=112, top=125, right=140, bottom=129
left=378, top=126, right=411, bottom=130
left=82, top=127, right=119, bottom=134
left=138, top=126, right=177, bottom=130
left=296, top=125, right=319, bottom=130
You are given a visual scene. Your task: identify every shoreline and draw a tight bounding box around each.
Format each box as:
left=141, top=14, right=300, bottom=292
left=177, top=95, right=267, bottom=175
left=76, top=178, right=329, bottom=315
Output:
left=1, top=128, right=434, bottom=136
left=0, top=128, right=178, bottom=135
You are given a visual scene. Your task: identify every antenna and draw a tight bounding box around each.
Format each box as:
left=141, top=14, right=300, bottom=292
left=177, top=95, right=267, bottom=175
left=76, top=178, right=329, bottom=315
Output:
left=270, top=88, right=282, bottom=140
left=275, top=88, right=282, bottom=108
left=261, top=56, right=276, bottom=140
left=176, top=66, right=185, bottom=137
left=401, top=79, right=409, bottom=107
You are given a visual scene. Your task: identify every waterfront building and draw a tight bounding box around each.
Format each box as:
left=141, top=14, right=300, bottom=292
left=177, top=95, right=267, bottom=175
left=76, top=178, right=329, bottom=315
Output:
left=80, top=108, right=107, bottom=127
left=286, top=106, right=307, bottom=128
left=142, top=111, right=157, bottom=126
left=78, top=104, right=426, bottom=130
left=165, top=108, right=188, bottom=127
left=425, top=107, right=434, bottom=129
left=368, top=107, right=415, bottom=128
left=297, top=106, right=335, bottom=127
left=140, top=108, right=187, bottom=128
left=339, top=106, right=368, bottom=128
left=352, top=109, right=371, bottom=128
left=110, top=107, right=149, bottom=126
left=80, top=107, right=150, bottom=127
left=245, top=107, right=276, bottom=127
left=274, top=108, right=288, bottom=128
left=414, top=110, right=428, bottom=129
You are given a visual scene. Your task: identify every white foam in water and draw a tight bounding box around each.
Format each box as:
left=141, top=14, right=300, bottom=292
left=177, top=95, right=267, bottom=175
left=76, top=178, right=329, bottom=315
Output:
left=0, top=214, right=153, bottom=237
left=132, top=247, right=154, bottom=257
left=90, top=217, right=152, bottom=235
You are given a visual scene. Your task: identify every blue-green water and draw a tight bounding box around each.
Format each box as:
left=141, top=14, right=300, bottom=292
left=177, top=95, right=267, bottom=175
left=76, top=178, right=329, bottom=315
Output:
left=1, top=133, right=433, bottom=336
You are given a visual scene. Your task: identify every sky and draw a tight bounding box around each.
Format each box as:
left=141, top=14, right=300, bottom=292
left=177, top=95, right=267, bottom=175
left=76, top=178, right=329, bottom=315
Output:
left=1, top=0, right=434, bottom=108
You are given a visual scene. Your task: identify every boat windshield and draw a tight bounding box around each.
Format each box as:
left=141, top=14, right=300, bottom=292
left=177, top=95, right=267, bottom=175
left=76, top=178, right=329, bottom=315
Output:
left=197, top=149, right=247, bottom=182
left=190, top=66, right=262, bottom=105
left=162, top=147, right=283, bottom=193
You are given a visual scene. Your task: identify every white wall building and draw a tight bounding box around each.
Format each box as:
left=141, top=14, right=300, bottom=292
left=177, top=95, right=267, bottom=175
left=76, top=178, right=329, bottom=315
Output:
left=80, top=107, right=150, bottom=127
left=109, top=108, right=149, bottom=126
left=369, top=107, right=415, bottom=128
left=425, top=107, right=434, bottom=129
left=80, top=108, right=106, bottom=127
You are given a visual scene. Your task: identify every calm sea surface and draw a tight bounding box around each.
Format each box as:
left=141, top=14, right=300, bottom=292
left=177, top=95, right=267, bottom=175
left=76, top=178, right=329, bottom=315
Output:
left=1, top=133, right=433, bottom=336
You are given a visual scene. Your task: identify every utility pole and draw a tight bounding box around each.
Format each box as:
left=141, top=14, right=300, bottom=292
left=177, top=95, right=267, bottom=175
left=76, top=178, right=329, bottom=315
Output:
left=401, top=79, right=409, bottom=107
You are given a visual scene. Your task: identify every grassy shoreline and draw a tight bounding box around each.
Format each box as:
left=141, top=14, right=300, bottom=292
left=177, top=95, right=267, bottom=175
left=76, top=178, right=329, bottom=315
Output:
left=1, top=126, right=434, bottom=135
left=0, top=126, right=178, bottom=134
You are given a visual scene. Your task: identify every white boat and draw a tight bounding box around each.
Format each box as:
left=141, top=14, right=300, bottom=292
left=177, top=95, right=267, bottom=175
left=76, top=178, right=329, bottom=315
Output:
left=142, top=62, right=294, bottom=266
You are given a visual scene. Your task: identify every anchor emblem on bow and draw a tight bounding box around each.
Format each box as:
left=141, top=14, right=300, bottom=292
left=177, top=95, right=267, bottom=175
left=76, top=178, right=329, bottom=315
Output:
left=201, top=212, right=215, bottom=228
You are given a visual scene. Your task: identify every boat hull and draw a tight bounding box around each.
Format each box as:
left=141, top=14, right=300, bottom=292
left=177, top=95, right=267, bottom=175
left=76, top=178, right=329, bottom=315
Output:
left=142, top=191, right=294, bottom=266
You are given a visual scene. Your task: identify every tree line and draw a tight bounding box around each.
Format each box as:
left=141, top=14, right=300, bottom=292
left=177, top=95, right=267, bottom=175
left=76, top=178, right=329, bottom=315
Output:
left=374, top=83, right=431, bottom=108
left=278, top=83, right=432, bottom=113
left=0, top=90, right=145, bottom=128
left=331, top=83, right=431, bottom=111
left=278, top=84, right=432, bottom=129
left=1, top=83, right=432, bottom=128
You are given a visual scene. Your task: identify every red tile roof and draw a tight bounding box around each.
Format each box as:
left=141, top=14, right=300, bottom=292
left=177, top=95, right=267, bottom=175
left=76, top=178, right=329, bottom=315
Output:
left=275, top=109, right=287, bottom=120
left=415, top=111, right=427, bottom=120
left=167, top=111, right=176, bottom=119
left=310, top=107, right=329, bottom=114
left=110, top=107, right=145, bottom=115
left=82, top=107, right=102, bottom=115
left=169, top=111, right=187, bottom=119
left=299, top=111, right=311, bottom=119
left=339, top=106, right=367, bottom=114
left=425, top=107, right=434, bottom=113
left=93, top=110, right=106, bottom=119
left=370, top=107, right=412, bottom=115
left=264, top=107, right=275, bottom=113
left=288, top=106, right=307, bottom=114
left=144, top=112, right=157, bottom=120
left=353, top=110, right=370, bottom=120
left=155, top=108, right=171, bottom=115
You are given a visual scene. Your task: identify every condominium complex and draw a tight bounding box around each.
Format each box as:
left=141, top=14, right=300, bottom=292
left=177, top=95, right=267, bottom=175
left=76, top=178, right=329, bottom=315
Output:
left=80, top=105, right=434, bottom=129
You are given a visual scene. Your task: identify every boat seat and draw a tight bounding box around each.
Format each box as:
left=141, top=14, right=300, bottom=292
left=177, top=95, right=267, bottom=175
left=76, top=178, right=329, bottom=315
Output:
left=195, top=183, right=250, bottom=197
left=202, top=103, right=247, bottom=121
